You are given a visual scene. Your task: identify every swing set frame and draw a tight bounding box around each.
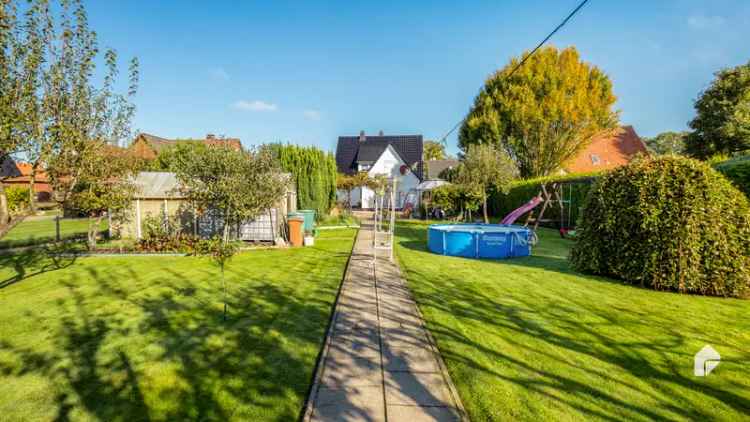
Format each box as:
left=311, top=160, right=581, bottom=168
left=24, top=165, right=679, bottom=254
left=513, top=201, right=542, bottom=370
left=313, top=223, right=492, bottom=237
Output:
left=522, top=176, right=595, bottom=237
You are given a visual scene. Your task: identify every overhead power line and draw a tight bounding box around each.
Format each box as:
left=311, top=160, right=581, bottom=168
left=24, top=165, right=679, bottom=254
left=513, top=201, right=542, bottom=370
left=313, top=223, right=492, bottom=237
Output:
left=439, top=0, right=592, bottom=145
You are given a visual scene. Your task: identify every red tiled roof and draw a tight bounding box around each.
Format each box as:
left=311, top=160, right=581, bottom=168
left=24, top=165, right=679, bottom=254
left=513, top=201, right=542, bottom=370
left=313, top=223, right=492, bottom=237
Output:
left=132, top=133, right=242, bottom=158
left=204, top=137, right=242, bottom=150
left=563, top=126, right=648, bottom=174
left=0, top=158, right=49, bottom=183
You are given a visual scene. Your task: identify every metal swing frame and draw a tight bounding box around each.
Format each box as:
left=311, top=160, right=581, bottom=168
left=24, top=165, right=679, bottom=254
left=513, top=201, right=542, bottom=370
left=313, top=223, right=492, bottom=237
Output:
left=372, top=178, right=397, bottom=263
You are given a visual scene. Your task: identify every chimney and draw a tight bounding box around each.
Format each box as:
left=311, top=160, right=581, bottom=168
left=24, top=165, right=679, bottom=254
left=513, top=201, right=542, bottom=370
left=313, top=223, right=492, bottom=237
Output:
left=206, top=133, right=215, bottom=140
left=378, top=130, right=384, bottom=136
left=359, top=130, right=366, bottom=142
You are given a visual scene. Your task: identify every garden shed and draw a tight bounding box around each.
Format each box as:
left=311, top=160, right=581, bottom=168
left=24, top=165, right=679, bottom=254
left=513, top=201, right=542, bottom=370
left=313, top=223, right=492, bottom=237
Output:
left=119, top=171, right=296, bottom=242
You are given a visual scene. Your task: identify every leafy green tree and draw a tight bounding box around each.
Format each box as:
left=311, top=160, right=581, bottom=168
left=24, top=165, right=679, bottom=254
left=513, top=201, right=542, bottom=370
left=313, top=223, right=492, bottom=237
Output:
left=423, top=140, right=447, bottom=161
left=644, top=131, right=688, bottom=155
left=0, top=0, right=20, bottom=224
left=459, top=46, right=618, bottom=177
left=147, top=141, right=208, bottom=171
left=455, top=144, right=518, bottom=223
left=174, top=146, right=287, bottom=320
left=65, top=144, right=138, bottom=249
left=685, top=60, right=750, bottom=158
left=0, top=0, right=46, bottom=223
left=36, top=0, right=139, bottom=238
left=336, top=173, right=355, bottom=211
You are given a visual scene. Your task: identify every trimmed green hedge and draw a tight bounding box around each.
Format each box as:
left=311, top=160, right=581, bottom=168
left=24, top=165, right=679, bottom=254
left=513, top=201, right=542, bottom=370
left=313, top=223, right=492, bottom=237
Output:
left=6, top=186, right=30, bottom=214
left=571, top=156, right=750, bottom=297
left=488, top=171, right=601, bottom=225
left=715, top=154, right=750, bottom=197
left=270, top=144, right=337, bottom=217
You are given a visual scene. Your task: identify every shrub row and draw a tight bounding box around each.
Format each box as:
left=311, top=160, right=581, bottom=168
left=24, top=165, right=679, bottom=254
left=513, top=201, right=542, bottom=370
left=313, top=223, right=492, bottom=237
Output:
left=714, top=154, right=750, bottom=198
left=571, top=156, right=750, bottom=297
left=269, top=144, right=337, bottom=218
left=488, top=171, right=601, bottom=225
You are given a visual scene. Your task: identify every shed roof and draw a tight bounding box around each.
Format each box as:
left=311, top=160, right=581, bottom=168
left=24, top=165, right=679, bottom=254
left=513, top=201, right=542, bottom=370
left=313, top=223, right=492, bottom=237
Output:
left=132, top=171, right=185, bottom=199
left=132, top=171, right=295, bottom=200
left=426, top=159, right=459, bottom=180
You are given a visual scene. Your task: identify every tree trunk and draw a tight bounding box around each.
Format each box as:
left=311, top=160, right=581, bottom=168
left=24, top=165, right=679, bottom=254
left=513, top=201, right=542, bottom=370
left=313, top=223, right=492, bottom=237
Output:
left=221, top=262, right=227, bottom=321
left=87, top=213, right=103, bottom=250
left=0, top=182, right=9, bottom=226
left=482, top=193, right=489, bottom=224
left=28, top=168, right=37, bottom=213
left=269, top=208, right=276, bottom=242
left=222, top=211, right=231, bottom=244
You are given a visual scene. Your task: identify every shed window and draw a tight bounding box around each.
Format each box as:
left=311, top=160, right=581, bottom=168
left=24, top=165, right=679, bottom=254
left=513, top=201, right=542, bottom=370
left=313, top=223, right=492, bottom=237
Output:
left=590, top=154, right=601, bottom=165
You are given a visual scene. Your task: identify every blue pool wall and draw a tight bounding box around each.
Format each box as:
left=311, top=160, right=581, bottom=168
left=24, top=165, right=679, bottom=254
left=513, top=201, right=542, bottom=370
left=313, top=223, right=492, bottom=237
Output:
left=427, top=224, right=532, bottom=259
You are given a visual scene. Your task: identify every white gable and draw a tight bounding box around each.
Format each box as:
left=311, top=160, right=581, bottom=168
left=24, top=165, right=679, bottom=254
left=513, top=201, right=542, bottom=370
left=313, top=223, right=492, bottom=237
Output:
left=368, top=144, right=412, bottom=178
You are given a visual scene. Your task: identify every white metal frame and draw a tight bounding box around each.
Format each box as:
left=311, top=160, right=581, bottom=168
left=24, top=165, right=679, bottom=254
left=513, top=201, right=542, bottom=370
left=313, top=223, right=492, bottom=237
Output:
left=373, top=178, right=397, bottom=263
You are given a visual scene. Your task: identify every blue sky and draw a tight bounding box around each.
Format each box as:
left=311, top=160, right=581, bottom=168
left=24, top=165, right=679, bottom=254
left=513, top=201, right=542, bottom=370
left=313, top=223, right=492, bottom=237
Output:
left=84, top=0, right=750, bottom=154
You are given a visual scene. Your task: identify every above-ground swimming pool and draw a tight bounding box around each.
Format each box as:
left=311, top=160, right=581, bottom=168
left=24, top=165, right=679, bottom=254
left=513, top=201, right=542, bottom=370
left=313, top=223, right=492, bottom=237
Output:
left=428, top=224, right=533, bottom=259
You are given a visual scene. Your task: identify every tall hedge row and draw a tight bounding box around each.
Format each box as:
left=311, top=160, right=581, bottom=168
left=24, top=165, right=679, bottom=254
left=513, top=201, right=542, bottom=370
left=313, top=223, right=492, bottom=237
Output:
left=571, top=156, right=750, bottom=297
left=715, top=154, right=750, bottom=198
left=488, top=172, right=600, bottom=225
left=270, top=144, right=337, bottom=217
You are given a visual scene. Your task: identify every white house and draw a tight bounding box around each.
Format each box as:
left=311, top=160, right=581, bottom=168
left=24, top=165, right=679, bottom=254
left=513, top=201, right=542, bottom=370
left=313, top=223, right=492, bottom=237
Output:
left=335, top=132, right=423, bottom=209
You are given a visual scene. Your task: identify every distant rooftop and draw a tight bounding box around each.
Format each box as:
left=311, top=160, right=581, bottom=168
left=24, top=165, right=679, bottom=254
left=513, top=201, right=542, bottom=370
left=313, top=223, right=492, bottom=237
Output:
left=335, top=132, right=423, bottom=179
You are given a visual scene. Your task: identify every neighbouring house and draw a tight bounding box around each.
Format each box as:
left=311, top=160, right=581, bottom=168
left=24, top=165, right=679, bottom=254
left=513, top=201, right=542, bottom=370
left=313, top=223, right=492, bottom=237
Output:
left=118, top=171, right=296, bottom=242
left=130, top=133, right=243, bottom=161
left=563, top=126, right=648, bottom=174
left=335, top=131, right=423, bottom=208
left=0, top=157, right=52, bottom=201
left=425, top=159, right=459, bottom=181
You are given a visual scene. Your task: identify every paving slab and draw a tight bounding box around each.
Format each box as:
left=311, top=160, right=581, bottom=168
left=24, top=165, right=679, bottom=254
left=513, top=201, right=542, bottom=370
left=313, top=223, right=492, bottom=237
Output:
left=384, top=372, right=455, bottom=407
left=305, top=219, right=466, bottom=422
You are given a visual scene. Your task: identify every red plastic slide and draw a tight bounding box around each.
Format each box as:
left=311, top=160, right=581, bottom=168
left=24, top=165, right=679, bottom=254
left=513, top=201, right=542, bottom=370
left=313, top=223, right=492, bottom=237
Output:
left=500, top=196, right=543, bottom=225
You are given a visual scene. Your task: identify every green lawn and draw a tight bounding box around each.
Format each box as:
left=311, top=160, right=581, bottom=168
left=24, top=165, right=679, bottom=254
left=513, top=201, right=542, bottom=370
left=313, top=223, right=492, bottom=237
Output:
left=395, top=221, right=750, bottom=421
left=0, top=229, right=356, bottom=421
left=0, top=216, right=107, bottom=249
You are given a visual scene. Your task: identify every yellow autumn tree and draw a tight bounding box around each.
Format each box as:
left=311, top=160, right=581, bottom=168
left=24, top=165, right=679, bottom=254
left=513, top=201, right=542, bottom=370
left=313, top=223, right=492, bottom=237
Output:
left=459, top=46, right=618, bottom=177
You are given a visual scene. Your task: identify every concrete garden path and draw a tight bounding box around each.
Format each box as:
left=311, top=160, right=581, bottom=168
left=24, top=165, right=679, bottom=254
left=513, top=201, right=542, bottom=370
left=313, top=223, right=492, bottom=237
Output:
left=304, top=220, right=466, bottom=422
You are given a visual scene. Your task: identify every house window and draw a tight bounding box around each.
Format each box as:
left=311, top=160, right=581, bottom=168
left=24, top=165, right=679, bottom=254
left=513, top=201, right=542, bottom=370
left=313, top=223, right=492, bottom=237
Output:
left=590, top=154, right=601, bottom=165
left=359, top=164, right=372, bottom=171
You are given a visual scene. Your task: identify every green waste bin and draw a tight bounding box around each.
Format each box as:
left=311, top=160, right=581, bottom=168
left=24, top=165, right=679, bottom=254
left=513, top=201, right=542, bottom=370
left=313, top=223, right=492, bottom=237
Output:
left=298, top=209, right=316, bottom=233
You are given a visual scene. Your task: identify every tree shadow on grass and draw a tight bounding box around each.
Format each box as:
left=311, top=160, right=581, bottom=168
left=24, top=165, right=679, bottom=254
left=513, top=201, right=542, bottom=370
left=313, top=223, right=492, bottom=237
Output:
left=404, top=264, right=750, bottom=420
left=394, top=222, right=750, bottom=420
left=0, top=246, right=351, bottom=421
left=0, top=245, right=78, bottom=290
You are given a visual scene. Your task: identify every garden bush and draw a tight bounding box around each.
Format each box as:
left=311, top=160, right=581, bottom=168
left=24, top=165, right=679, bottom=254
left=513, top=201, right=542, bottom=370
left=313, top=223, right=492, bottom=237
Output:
left=137, top=214, right=198, bottom=252
left=571, top=156, right=750, bottom=297
left=715, top=154, right=750, bottom=198
left=6, top=186, right=30, bottom=214
left=431, top=184, right=482, bottom=221
left=488, top=171, right=600, bottom=225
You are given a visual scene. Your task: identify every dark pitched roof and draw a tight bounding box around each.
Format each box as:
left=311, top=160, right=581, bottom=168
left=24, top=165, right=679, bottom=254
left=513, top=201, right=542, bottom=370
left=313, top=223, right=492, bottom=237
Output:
left=425, top=159, right=459, bottom=180
left=335, top=135, right=423, bottom=179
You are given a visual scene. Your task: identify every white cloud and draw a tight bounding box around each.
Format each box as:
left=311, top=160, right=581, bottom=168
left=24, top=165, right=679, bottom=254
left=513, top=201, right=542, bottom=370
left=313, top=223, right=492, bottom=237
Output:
left=303, top=109, right=322, bottom=121
left=687, top=15, right=725, bottom=30
left=232, top=100, right=278, bottom=112
left=209, top=67, right=230, bottom=81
